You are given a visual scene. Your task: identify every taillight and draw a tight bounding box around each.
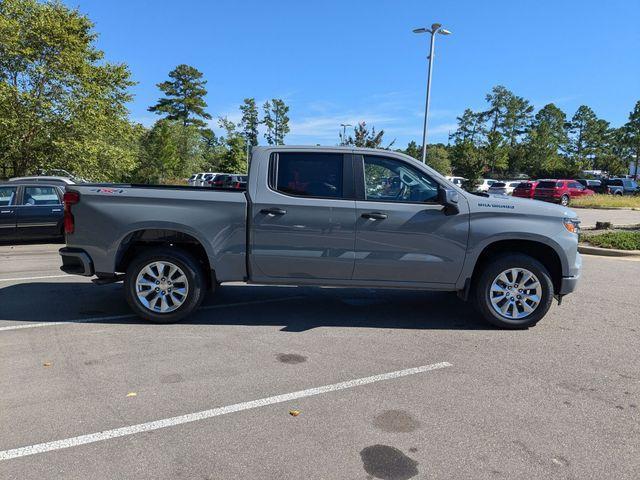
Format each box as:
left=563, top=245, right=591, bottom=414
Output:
left=234, top=182, right=241, bottom=188
left=63, top=191, right=79, bottom=234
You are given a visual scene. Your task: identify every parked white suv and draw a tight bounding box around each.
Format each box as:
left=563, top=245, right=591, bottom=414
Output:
left=477, top=179, right=497, bottom=192
left=488, top=181, right=522, bottom=195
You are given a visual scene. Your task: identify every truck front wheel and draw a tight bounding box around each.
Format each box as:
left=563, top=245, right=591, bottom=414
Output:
left=473, top=253, right=554, bottom=329
left=124, top=247, right=207, bottom=323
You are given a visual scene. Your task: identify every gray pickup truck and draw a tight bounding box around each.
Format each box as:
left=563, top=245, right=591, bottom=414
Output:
left=59, top=146, right=581, bottom=329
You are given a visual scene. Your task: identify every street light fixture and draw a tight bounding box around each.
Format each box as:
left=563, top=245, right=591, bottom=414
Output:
left=340, top=123, right=352, bottom=145
left=413, top=23, right=452, bottom=163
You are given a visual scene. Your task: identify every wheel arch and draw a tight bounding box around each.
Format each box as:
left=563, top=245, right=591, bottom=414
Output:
left=115, top=228, right=215, bottom=288
left=462, top=238, right=565, bottom=295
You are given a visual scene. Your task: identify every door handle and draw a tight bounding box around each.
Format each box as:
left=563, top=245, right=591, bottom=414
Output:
left=1, top=210, right=12, bottom=214
left=260, top=207, right=287, bottom=216
left=51, top=208, right=62, bottom=212
left=361, top=212, right=388, bottom=220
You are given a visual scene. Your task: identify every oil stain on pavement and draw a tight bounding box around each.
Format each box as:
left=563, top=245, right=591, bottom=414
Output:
left=360, top=445, right=419, bottom=480
left=276, top=353, right=307, bottom=364
left=373, top=410, right=420, bottom=433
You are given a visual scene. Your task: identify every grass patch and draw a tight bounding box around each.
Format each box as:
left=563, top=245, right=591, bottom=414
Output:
left=583, top=231, right=640, bottom=250
left=571, top=194, right=640, bottom=209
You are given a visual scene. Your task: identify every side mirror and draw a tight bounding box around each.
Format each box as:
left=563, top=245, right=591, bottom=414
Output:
left=439, top=187, right=460, bottom=216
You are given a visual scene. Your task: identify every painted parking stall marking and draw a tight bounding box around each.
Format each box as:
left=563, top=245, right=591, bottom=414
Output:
left=0, top=274, right=70, bottom=282
left=0, top=362, right=451, bottom=461
left=0, top=296, right=306, bottom=332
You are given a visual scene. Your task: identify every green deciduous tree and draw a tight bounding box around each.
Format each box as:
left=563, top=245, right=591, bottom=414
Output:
left=452, top=140, right=485, bottom=191
left=0, top=0, right=137, bottom=179
left=401, top=142, right=451, bottom=175
left=148, top=64, right=211, bottom=128
left=132, top=119, right=205, bottom=183
left=262, top=99, right=290, bottom=145
left=215, top=117, right=248, bottom=173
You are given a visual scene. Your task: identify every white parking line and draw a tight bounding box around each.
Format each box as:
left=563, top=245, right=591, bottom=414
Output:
left=0, top=274, right=70, bottom=282
left=0, top=296, right=306, bottom=332
left=0, top=362, right=451, bottom=461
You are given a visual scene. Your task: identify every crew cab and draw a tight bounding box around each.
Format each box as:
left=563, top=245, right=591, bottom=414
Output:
left=59, top=146, right=582, bottom=329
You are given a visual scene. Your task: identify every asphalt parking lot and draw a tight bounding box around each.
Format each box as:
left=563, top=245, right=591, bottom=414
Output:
left=0, top=243, right=639, bottom=479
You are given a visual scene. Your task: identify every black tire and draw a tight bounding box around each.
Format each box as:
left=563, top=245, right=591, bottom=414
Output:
left=560, top=194, right=570, bottom=206
left=124, top=247, right=207, bottom=323
left=473, top=253, right=554, bottom=329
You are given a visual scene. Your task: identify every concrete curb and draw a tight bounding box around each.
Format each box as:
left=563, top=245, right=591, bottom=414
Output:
left=572, top=206, right=640, bottom=211
left=578, top=244, right=640, bottom=258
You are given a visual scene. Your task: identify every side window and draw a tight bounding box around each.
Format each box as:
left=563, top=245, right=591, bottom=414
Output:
left=23, top=186, right=61, bottom=206
left=363, top=156, right=439, bottom=203
left=568, top=182, right=581, bottom=189
left=274, top=152, right=343, bottom=198
left=0, top=186, right=17, bottom=206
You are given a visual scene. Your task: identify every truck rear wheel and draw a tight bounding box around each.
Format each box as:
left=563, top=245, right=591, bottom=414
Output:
left=473, top=253, right=554, bottom=329
left=124, top=247, right=207, bottom=323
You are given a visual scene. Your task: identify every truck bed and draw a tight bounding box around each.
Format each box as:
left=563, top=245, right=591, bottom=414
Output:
left=65, top=183, right=248, bottom=281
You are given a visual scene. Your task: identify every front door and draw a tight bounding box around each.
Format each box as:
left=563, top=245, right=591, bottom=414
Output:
left=0, top=186, right=18, bottom=239
left=16, top=185, right=63, bottom=238
left=250, top=151, right=356, bottom=281
left=352, top=154, right=469, bottom=286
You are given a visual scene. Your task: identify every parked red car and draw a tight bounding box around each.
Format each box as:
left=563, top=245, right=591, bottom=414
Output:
left=533, top=179, right=594, bottom=206
left=512, top=181, right=538, bottom=199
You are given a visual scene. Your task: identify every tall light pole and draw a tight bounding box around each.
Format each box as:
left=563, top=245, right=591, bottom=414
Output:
left=413, top=23, right=451, bottom=163
left=340, top=123, right=352, bottom=145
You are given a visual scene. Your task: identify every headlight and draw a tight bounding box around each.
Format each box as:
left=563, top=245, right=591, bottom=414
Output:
left=563, top=217, right=580, bottom=234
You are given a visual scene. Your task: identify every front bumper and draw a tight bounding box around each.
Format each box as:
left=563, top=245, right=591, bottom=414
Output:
left=559, top=274, right=580, bottom=294
left=59, top=247, right=94, bottom=276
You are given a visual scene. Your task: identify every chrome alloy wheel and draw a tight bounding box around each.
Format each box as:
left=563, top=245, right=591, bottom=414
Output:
left=135, top=261, right=189, bottom=313
left=489, top=268, right=542, bottom=320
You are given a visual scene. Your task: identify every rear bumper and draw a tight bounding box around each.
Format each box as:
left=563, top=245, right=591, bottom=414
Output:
left=59, top=247, right=94, bottom=276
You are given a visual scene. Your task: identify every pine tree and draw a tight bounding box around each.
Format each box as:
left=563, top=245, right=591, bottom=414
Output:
left=623, top=101, right=640, bottom=178
left=344, top=122, right=394, bottom=149
left=263, top=99, right=290, bottom=145
left=568, top=105, right=609, bottom=170
left=148, top=64, right=212, bottom=128
left=240, top=98, right=259, bottom=148
left=523, top=104, right=570, bottom=176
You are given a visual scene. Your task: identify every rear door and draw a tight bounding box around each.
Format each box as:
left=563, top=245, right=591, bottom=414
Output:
left=352, top=154, right=468, bottom=285
left=567, top=181, right=586, bottom=197
left=16, top=185, right=63, bottom=238
left=0, top=185, right=18, bottom=239
left=250, top=151, right=356, bottom=281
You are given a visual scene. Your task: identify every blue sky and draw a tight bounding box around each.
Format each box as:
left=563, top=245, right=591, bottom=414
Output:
left=66, top=0, right=639, bottom=148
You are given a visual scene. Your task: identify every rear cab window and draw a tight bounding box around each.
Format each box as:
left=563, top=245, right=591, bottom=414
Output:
left=271, top=152, right=344, bottom=199
left=23, top=186, right=61, bottom=205
left=0, top=186, right=17, bottom=206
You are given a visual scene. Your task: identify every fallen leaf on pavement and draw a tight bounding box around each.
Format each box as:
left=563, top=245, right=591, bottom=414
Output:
left=126, top=392, right=137, bottom=397
left=43, top=362, right=52, bottom=367
left=289, top=409, right=301, bottom=417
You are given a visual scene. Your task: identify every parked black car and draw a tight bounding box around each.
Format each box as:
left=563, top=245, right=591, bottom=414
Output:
left=210, top=174, right=247, bottom=190
left=0, top=182, right=65, bottom=241
left=576, top=179, right=607, bottom=194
